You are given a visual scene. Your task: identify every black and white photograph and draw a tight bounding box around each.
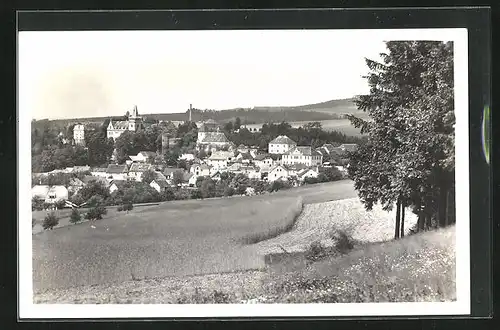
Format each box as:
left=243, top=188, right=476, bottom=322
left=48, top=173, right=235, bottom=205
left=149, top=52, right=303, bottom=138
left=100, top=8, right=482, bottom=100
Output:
left=18, top=25, right=471, bottom=318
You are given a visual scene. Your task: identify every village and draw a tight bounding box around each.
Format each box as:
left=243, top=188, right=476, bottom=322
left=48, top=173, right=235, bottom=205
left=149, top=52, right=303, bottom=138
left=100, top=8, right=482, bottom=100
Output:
left=31, top=105, right=358, bottom=208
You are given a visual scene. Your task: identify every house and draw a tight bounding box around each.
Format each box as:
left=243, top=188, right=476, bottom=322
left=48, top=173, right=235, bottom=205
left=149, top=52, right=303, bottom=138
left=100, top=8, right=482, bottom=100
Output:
left=196, top=132, right=232, bottom=152
left=268, top=135, right=297, bottom=154
left=109, top=180, right=128, bottom=194
left=129, top=151, right=157, bottom=163
left=235, top=152, right=254, bottom=164
left=106, top=164, right=129, bottom=181
left=128, top=163, right=153, bottom=182
left=179, top=153, right=195, bottom=161
left=189, top=163, right=211, bottom=177
left=211, top=171, right=223, bottom=182
left=267, top=165, right=289, bottom=182
left=73, top=123, right=85, bottom=146
left=90, top=167, right=108, bottom=178
left=206, top=151, right=235, bottom=169
left=297, top=168, right=319, bottom=181
left=32, top=185, right=69, bottom=204
left=254, top=154, right=274, bottom=169
left=163, top=167, right=184, bottom=181
left=285, top=163, right=310, bottom=177
left=281, top=146, right=323, bottom=167
left=107, top=105, right=144, bottom=140
left=227, top=162, right=242, bottom=174
left=240, top=165, right=261, bottom=180
left=242, top=123, right=264, bottom=133
left=150, top=179, right=170, bottom=193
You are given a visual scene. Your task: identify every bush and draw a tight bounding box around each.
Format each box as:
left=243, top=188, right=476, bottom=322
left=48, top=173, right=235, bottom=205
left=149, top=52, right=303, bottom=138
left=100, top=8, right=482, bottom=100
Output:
left=223, top=186, right=235, bottom=197
left=331, top=229, right=355, bottom=254
left=32, top=196, right=45, bottom=211
left=161, top=189, right=176, bottom=201
left=117, top=205, right=123, bottom=211
left=123, top=203, right=133, bottom=212
left=84, top=205, right=107, bottom=221
left=42, top=212, right=59, bottom=230
left=305, top=240, right=328, bottom=262
left=190, top=189, right=202, bottom=200
left=69, top=208, right=81, bottom=224
left=54, top=199, right=66, bottom=210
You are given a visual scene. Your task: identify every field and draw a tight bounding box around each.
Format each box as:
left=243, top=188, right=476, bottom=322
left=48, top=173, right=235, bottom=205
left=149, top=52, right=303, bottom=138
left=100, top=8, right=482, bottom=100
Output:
left=34, top=226, right=456, bottom=304
left=253, top=198, right=418, bottom=255
left=33, top=181, right=356, bottom=293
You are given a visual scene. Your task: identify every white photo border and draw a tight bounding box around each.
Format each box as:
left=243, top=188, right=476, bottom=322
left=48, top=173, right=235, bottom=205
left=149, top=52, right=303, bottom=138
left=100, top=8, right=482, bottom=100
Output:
left=18, top=27, right=470, bottom=319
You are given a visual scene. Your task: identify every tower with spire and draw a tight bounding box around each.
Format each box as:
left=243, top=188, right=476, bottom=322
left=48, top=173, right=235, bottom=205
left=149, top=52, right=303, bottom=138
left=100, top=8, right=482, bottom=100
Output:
left=128, top=105, right=142, bottom=131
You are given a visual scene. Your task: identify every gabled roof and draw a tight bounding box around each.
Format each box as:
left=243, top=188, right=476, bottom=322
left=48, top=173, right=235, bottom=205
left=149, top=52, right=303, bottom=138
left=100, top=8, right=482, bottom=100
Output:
left=32, top=185, right=68, bottom=196
left=109, top=180, right=128, bottom=188
left=237, top=152, right=253, bottom=160
left=109, top=120, right=129, bottom=130
left=150, top=179, right=169, bottom=189
left=269, top=164, right=287, bottom=173
left=297, top=168, right=318, bottom=177
left=129, top=163, right=152, bottom=172
left=106, top=164, right=128, bottom=174
left=69, top=177, right=85, bottom=186
left=269, top=135, right=296, bottom=145
left=253, top=154, right=272, bottom=161
left=184, top=172, right=194, bottom=181
left=191, top=163, right=211, bottom=171
left=138, top=151, right=156, bottom=158
left=200, top=132, right=229, bottom=143
left=286, top=163, right=309, bottom=171
left=285, top=146, right=322, bottom=157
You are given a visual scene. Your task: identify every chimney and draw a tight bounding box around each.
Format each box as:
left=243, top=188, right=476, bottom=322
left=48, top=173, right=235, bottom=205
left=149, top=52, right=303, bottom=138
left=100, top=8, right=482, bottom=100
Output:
left=189, top=104, right=192, bottom=122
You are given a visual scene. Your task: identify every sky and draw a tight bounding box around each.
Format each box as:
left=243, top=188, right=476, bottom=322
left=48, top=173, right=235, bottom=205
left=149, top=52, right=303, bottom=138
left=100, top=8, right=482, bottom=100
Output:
left=18, top=29, right=448, bottom=120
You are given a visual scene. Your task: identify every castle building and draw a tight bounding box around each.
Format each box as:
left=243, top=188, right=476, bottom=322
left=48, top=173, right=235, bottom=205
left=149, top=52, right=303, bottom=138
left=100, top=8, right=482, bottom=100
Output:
left=107, top=105, right=144, bottom=140
left=196, top=120, right=231, bottom=152
left=73, top=123, right=85, bottom=146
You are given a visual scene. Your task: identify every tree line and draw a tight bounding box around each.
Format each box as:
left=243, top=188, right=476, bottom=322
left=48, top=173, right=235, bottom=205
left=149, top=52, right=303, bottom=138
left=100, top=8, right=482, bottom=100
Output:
left=347, top=41, right=455, bottom=238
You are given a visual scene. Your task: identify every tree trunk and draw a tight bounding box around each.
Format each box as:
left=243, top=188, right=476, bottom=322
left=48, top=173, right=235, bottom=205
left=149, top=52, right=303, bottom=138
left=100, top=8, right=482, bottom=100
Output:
left=394, top=198, right=401, bottom=239
left=417, top=212, right=425, bottom=232
left=400, top=202, right=405, bottom=238
left=425, top=214, right=431, bottom=231
left=438, top=186, right=448, bottom=228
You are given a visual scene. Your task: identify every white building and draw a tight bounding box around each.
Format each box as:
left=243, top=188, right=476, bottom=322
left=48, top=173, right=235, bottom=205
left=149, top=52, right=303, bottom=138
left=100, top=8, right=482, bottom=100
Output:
left=105, top=164, right=129, bottom=181
left=267, top=165, right=289, bottom=182
left=32, top=185, right=69, bottom=204
left=281, top=146, right=323, bottom=167
left=128, top=163, right=153, bottom=182
left=268, top=135, right=297, bottom=154
left=129, top=151, right=157, bottom=163
left=297, top=168, right=319, bottom=181
left=206, top=151, right=235, bottom=169
left=73, top=124, right=85, bottom=146
left=189, top=163, right=212, bottom=177
left=150, top=179, right=170, bottom=193
left=107, top=105, right=144, bottom=140
left=179, top=153, right=196, bottom=161
left=254, top=154, right=274, bottom=169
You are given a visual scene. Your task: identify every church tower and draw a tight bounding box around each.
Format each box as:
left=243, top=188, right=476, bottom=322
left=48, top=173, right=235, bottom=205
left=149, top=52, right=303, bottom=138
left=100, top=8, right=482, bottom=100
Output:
left=128, top=105, right=142, bottom=131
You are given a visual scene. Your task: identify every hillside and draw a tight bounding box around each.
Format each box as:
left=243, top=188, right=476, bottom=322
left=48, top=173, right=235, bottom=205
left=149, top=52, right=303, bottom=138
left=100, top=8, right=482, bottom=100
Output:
left=252, top=98, right=360, bottom=115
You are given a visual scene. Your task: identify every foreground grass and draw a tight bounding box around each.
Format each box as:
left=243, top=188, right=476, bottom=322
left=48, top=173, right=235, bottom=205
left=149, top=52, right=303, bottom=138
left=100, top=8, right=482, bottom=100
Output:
left=239, top=197, right=304, bottom=245
left=34, top=225, right=455, bottom=304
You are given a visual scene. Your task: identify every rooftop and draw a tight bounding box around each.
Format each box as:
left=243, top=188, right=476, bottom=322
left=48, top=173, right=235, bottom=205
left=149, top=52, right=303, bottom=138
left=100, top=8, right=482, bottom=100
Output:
left=106, top=164, right=128, bottom=174
left=109, top=120, right=129, bottom=130
left=200, top=132, right=229, bottom=143
left=269, top=135, right=296, bottom=145
left=129, top=163, right=153, bottom=172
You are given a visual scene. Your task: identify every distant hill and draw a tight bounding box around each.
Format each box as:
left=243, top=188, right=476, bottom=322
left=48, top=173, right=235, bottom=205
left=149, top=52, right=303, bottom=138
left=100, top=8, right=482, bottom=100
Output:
left=37, top=97, right=367, bottom=127
left=251, top=98, right=359, bottom=115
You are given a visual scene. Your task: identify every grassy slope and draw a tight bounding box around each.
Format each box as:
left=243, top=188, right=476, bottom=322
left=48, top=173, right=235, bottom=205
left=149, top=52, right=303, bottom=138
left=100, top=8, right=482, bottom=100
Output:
left=262, top=226, right=456, bottom=303
left=34, top=225, right=456, bottom=304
